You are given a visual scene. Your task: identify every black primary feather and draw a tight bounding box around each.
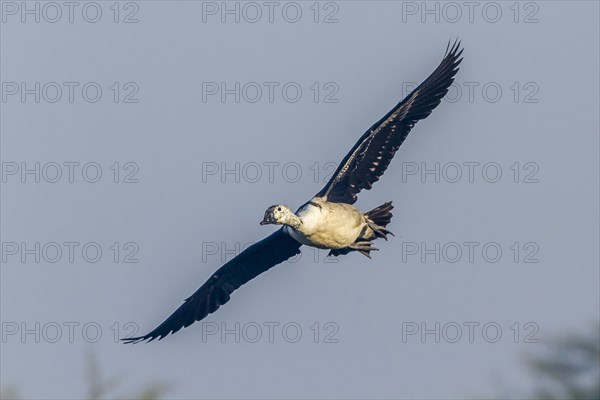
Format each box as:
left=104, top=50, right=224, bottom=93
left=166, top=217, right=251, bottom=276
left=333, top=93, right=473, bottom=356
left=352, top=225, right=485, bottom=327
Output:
left=122, top=228, right=302, bottom=343
left=316, top=40, right=463, bottom=204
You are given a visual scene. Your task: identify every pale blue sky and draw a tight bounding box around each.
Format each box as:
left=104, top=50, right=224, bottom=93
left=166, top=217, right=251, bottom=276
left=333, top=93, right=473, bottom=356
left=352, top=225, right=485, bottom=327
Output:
left=1, top=1, right=599, bottom=398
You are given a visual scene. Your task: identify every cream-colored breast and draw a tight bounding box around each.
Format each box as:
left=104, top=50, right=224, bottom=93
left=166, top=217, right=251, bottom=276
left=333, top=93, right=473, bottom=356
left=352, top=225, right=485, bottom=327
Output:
left=286, top=200, right=366, bottom=249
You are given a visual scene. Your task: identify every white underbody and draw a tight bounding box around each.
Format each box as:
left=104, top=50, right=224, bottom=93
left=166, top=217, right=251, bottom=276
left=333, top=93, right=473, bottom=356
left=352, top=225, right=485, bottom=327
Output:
left=285, top=198, right=370, bottom=249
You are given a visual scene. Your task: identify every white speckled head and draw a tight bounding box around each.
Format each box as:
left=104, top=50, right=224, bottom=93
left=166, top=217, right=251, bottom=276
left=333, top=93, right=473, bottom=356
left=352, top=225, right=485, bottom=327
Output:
left=260, top=204, right=295, bottom=226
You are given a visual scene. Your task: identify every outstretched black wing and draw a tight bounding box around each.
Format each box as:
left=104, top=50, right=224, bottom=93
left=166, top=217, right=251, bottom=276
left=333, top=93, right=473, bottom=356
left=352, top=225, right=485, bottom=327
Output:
left=122, top=228, right=302, bottom=343
left=316, top=40, right=463, bottom=204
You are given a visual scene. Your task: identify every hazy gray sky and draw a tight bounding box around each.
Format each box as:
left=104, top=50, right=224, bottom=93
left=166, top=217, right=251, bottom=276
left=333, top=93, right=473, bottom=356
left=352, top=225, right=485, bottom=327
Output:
left=1, top=1, right=599, bottom=398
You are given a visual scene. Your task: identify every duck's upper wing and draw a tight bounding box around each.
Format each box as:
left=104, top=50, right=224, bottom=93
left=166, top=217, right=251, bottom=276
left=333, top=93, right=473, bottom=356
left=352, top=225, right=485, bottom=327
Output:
left=122, top=228, right=302, bottom=343
left=316, top=41, right=463, bottom=204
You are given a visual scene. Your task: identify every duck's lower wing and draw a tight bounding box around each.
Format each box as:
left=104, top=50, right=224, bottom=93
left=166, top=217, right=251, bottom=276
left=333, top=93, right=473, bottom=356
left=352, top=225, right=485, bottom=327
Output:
left=122, top=228, right=302, bottom=343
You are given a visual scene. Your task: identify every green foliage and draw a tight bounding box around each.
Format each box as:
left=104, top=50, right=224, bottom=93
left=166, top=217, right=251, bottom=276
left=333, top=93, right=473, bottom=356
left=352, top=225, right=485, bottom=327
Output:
left=525, top=322, right=600, bottom=400
left=0, top=350, right=170, bottom=400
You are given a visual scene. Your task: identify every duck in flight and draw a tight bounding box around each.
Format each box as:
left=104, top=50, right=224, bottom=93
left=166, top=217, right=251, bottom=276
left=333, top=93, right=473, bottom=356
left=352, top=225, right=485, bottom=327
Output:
left=123, top=41, right=463, bottom=343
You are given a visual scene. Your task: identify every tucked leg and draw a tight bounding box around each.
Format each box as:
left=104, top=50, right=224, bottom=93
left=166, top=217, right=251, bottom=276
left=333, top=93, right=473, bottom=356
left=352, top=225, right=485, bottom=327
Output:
left=348, top=240, right=379, bottom=259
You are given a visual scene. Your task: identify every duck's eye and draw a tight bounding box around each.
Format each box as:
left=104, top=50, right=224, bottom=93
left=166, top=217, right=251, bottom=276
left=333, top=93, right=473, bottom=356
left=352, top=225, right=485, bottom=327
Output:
left=277, top=207, right=281, bottom=211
